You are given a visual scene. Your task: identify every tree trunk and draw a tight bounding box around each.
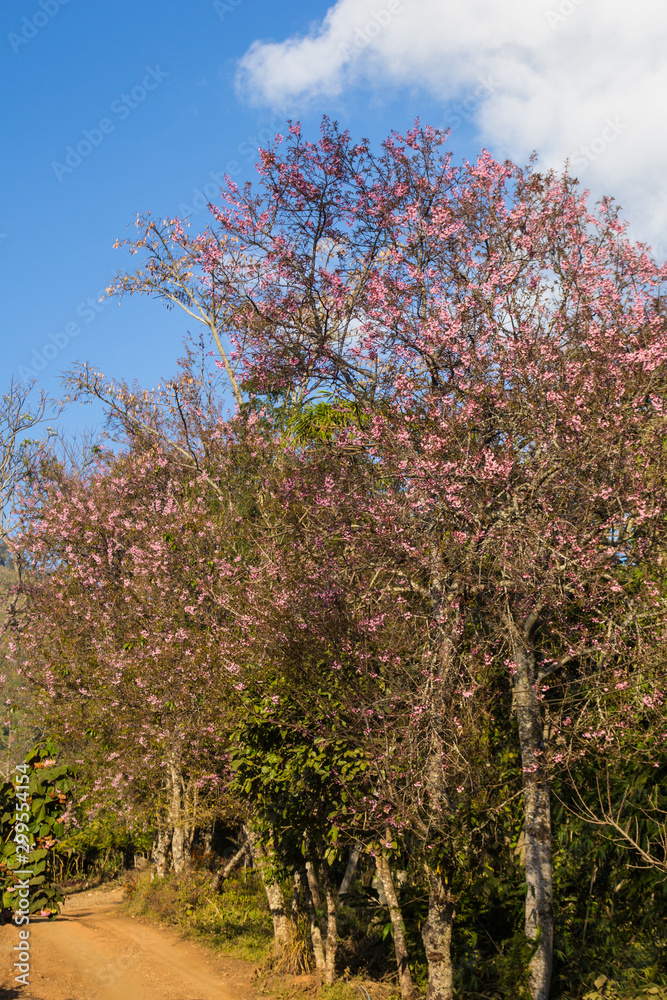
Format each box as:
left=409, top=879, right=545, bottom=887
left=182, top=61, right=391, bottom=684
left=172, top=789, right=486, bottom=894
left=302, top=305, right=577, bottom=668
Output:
left=152, top=825, right=171, bottom=878
left=264, top=877, right=291, bottom=950
left=305, top=859, right=321, bottom=908
left=513, top=644, right=553, bottom=1000
left=339, top=842, right=362, bottom=896
left=299, top=866, right=326, bottom=972
left=422, top=868, right=455, bottom=1000
left=201, top=821, right=215, bottom=857
left=244, top=826, right=290, bottom=950
left=211, top=838, right=249, bottom=892
left=168, top=760, right=189, bottom=875
left=376, top=854, right=415, bottom=1000
left=420, top=621, right=456, bottom=1000
left=291, top=872, right=301, bottom=919
left=321, top=867, right=338, bottom=986
left=171, top=825, right=188, bottom=874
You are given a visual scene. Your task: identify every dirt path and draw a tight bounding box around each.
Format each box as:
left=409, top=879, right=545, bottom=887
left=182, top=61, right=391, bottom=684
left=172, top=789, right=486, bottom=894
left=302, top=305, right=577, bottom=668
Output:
left=0, top=885, right=259, bottom=1000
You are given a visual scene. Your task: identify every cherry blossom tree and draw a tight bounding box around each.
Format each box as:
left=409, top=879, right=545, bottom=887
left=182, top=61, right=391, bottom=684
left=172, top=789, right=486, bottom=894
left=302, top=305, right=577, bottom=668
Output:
left=231, top=419, right=533, bottom=997
left=108, top=119, right=667, bottom=1000
left=11, top=379, right=257, bottom=853
left=107, top=119, right=667, bottom=1000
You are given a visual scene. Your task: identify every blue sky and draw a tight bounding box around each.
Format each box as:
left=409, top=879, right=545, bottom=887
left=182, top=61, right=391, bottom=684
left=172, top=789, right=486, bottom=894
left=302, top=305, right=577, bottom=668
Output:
left=2, top=0, right=663, bottom=433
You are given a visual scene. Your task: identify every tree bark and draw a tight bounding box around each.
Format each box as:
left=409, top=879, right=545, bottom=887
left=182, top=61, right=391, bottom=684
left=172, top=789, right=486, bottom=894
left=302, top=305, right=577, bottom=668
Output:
left=321, top=865, right=339, bottom=986
left=305, top=859, right=322, bottom=909
left=244, top=826, right=291, bottom=950
left=171, top=825, right=188, bottom=874
left=420, top=617, right=457, bottom=1000
left=167, top=760, right=190, bottom=875
left=299, top=866, right=326, bottom=972
left=339, top=842, right=362, bottom=896
left=422, top=868, right=455, bottom=1000
left=291, top=871, right=302, bottom=919
left=211, top=838, right=249, bottom=892
left=513, top=643, right=553, bottom=1000
left=152, top=825, right=171, bottom=878
left=376, top=854, right=415, bottom=1000
left=201, top=821, right=215, bottom=857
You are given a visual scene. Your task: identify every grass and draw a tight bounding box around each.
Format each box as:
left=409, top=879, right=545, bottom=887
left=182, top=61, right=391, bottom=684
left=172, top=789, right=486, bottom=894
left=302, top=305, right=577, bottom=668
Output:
left=274, top=981, right=400, bottom=1000
left=123, top=866, right=275, bottom=964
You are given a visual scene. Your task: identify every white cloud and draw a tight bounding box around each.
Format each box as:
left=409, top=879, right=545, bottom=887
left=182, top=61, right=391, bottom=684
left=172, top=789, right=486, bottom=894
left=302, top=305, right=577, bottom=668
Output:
left=236, top=0, right=667, bottom=250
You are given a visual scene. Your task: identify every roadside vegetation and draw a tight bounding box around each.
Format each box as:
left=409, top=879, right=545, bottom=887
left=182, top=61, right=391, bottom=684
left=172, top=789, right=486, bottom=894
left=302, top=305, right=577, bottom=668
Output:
left=124, top=868, right=275, bottom=965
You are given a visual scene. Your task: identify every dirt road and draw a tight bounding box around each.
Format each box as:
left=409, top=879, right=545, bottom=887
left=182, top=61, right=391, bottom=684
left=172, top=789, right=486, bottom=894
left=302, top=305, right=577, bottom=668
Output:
left=0, top=885, right=257, bottom=1000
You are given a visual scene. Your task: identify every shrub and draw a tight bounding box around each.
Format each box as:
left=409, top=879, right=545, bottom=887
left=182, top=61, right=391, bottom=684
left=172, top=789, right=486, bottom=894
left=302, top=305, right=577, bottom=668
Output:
left=125, top=867, right=274, bottom=963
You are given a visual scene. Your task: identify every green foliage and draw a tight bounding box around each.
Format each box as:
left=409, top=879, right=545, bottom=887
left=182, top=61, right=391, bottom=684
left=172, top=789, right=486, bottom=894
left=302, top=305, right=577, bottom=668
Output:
left=493, top=932, right=534, bottom=1000
left=229, top=691, right=371, bottom=868
left=125, top=868, right=274, bottom=963
left=549, top=762, right=667, bottom=999
left=580, top=974, right=667, bottom=1000
left=286, top=399, right=363, bottom=444
left=0, top=740, right=75, bottom=919
left=60, top=811, right=147, bottom=858
left=56, top=808, right=153, bottom=883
